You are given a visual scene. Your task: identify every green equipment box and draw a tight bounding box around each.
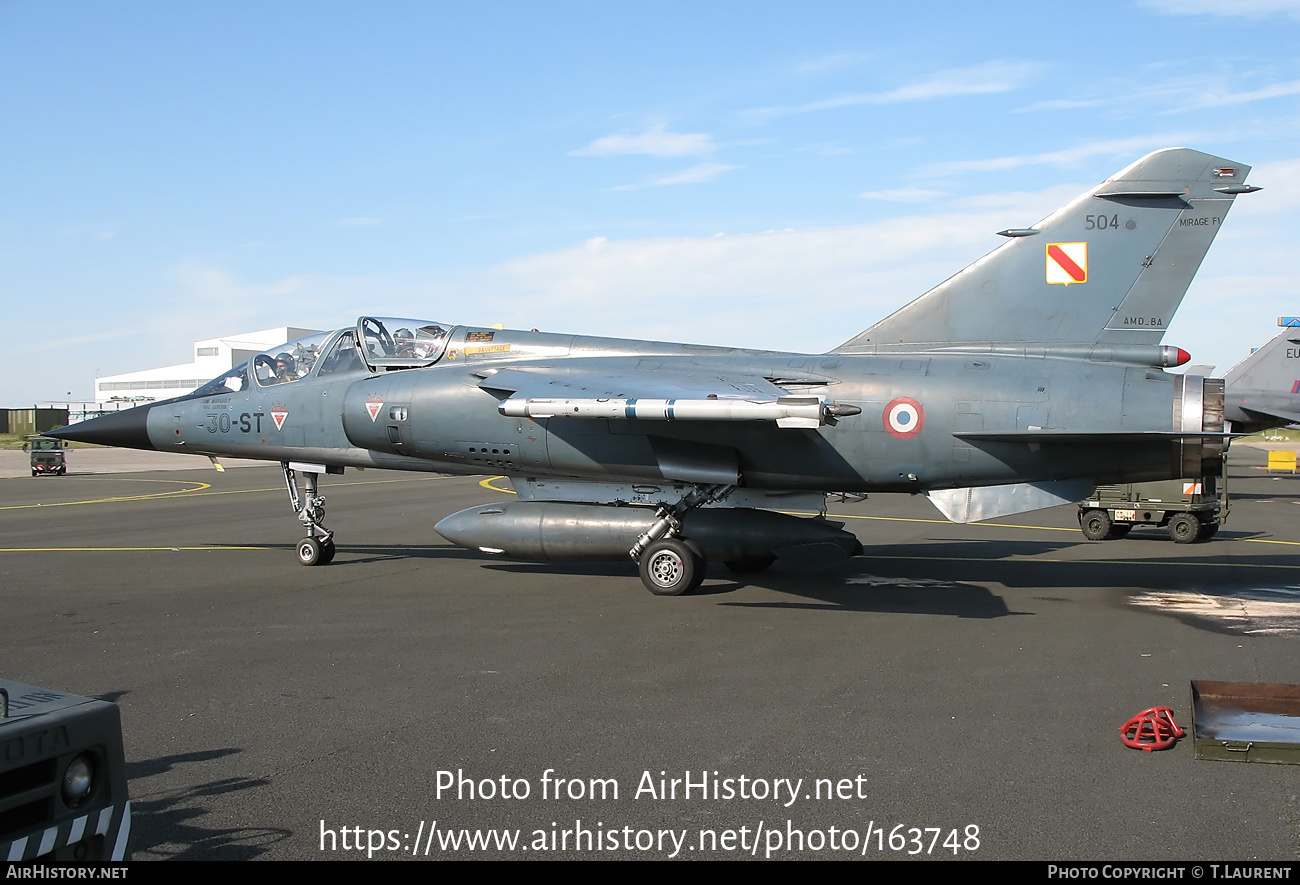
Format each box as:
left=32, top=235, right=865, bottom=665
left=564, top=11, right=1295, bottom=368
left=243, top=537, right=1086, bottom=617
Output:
left=1192, top=680, right=1300, bottom=765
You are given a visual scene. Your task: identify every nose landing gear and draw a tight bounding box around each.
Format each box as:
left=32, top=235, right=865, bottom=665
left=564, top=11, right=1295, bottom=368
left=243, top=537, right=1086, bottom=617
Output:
left=283, top=461, right=341, bottom=565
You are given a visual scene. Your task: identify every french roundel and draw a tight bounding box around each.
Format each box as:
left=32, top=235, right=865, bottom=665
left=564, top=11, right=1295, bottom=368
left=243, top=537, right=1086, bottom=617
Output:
left=883, top=397, right=925, bottom=439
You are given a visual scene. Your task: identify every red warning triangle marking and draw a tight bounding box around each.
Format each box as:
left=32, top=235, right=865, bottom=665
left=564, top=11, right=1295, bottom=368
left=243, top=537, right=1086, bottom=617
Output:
left=270, top=406, right=288, bottom=431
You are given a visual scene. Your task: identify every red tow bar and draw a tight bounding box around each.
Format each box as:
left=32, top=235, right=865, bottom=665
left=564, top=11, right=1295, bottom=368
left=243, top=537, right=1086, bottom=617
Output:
left=1119, top=706, right=1185, bottom=751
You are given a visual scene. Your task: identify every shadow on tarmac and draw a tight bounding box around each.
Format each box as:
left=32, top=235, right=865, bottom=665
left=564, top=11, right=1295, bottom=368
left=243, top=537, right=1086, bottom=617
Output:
left=127, top=749, right=289, bottom=861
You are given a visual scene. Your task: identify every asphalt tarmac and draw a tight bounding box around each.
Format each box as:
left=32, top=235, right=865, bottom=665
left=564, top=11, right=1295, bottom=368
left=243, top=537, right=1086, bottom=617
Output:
left=3, top=446, right=1299, bottom=861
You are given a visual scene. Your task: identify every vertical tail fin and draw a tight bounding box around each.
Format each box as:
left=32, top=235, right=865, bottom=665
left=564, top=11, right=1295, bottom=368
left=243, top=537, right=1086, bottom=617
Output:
left=1223, top=328, right=1300, bottom=431
left=836, top=147, right=1256, bottom=352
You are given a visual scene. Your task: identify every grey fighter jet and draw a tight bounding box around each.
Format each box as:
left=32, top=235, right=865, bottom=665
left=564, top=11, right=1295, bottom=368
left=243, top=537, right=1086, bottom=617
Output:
left=51, top=147, right=1259, bottom=594
left=1221, top=326, right=1300, bottom=433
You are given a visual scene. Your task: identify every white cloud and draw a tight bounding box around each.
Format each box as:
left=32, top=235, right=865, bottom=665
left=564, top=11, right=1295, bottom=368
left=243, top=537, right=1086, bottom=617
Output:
left=570, top=124, right=716, bottom=158
left=8, top=263, right=334, bottom=393
left=1017, top=97, right=1109, bottom=112
left=794, top=53, right=868, bottom=75
left=649, top=162, right=739, bottom=186
left=917, top=135, right=1203, bottom=177
left=744, top=61, right=1040, bottom=119
left=62, top=223, right=118, bottom=242
left=800, top=142, right=854, bottom=156
left=477, top=207, right=1021, bottom=352
left=1140, top=0, right=1300, bottom=19
left=1237, top=157, right=1300, bottom=209
left=1018, top=74, right=1300, bottom=115
left=609, top=162, right=740, bottom=191
left=953, top=184, right=1082, bottom=212
left=1179, top=78, right=1300, bottom=110
left=858, top=188, right=949, bottom=203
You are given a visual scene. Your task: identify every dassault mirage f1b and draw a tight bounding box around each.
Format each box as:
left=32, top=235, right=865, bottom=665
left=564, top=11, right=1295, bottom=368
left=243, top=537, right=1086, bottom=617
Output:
left=52, top=148, right=1259, bottom=594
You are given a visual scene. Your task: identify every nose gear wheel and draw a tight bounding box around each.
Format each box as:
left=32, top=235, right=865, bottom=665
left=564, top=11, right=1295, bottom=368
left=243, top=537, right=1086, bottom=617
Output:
left=283, top=462, right=337, bottom=566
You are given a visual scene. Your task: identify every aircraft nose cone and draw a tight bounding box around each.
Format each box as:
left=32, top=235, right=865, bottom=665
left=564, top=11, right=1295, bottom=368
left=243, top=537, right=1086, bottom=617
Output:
left=46, top=405, right=155, bottom=451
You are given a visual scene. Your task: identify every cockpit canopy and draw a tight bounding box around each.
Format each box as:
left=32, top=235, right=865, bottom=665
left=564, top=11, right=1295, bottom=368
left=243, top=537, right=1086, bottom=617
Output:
left=356, top=317, right=452, bottom=370
left=252, top=330, right=334, bottom=386
left=191, top=317, right=453, bottom=397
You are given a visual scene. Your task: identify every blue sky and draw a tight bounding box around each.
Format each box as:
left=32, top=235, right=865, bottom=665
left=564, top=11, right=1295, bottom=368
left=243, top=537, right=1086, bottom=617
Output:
left=4, top=0, right=1300, bottom=403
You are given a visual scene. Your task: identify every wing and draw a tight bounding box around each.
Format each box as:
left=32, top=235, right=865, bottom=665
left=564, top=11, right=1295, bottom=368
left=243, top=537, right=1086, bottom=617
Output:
left=474, top=366, right=861, bottom=429
left=1236, top=401, right=1300, bottom=427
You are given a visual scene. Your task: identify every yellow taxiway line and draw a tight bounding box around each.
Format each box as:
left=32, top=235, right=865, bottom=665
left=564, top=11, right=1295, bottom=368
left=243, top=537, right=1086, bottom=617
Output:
left=0, top=478, right=213, bottom=510
left=857, top=553, right=1300, bottom=571
left=0, top=546, right=263, bottom=552
left=0, top=474, right=449, bottom=511
left=479, top=476, right=514, bottom=493
left=6, top=474, right=1296, bottom=562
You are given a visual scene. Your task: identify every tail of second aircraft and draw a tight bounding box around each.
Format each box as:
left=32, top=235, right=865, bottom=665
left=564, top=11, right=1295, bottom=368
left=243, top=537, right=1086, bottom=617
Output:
left=1222, top=328, right=1300, bottom=431
left=835, top=147, right=1257, bottom=353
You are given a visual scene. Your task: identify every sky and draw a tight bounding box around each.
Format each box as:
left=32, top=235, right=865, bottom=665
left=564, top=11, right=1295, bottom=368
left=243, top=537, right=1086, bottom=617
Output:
left=3, top=0, right=1300, bottom=404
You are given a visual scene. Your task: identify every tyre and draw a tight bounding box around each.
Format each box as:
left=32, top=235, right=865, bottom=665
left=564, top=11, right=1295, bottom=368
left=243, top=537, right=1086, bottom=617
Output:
left=1080, top=509, right=1112, bottom=541
left=319, top=539, right=336, bottom=564
left=1196, top=522, right=1220, bottom=541
left=639, top=538, right=702, bottom=596
left=681, top=540, right=707, bottom=591
left=297, top=536, right=325, bottom=565
left=1168, top=513, right=1199, bottom=544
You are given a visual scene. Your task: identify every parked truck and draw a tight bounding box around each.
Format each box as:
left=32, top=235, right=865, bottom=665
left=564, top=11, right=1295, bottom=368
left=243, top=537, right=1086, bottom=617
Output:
left=1078, top=473, right=1227, bottom=544
left=22, top=436, right=67, bottom=477
left=1, top=680, right=131, bottom=862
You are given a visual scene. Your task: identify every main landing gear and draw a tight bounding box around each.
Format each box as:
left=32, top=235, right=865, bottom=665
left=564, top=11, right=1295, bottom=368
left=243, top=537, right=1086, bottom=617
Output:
left=629, top=485, right=735, bottom=596
left=283, top=461, right=341, bottom=565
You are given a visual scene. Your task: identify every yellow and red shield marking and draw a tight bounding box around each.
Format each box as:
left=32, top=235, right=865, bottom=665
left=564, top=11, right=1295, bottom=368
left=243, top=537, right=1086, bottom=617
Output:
left=1046, top=242, right=1088, bottom=286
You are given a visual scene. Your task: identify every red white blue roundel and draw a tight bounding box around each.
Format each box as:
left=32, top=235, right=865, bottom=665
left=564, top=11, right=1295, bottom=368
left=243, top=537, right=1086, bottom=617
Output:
left=883, top=397, right=925, bottom=439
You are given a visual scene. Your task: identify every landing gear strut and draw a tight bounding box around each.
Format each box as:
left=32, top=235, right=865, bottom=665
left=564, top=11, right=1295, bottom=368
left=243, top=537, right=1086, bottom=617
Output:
left=629, top=485, right=732, bottom=595
left=283, top=461, right=338, bottom=565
